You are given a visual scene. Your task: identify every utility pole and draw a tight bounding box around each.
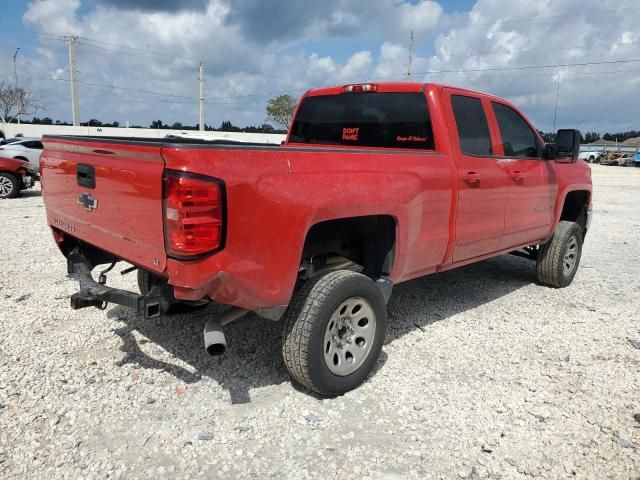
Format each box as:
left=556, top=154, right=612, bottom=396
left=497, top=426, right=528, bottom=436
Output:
left=407, top=31, right=414, bottom=80
left=552, top=76, right=560, bottom=132
left=13, top=48, right=20, bottom=124
left=199, top=62, right=205, bottom=131
left=13, top=48, right=20, bottom=87
left=68, top=36, right=80, bottom=126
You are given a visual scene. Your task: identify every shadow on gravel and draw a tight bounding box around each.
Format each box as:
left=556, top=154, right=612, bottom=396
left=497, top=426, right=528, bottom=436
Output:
left=107, top=304, right=289, bottom=405
left=385, top=253, right=534, bottom=343
left=106, top=253, right=534, bottom=403
left=19, top=189, right=42, bottom=198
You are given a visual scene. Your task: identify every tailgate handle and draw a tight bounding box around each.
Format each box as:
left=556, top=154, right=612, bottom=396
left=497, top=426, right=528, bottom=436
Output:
left=77, top=164, right=96, bottom=189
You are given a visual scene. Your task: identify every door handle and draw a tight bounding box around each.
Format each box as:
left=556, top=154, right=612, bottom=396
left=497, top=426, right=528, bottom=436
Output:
left=77, top=164, right=96, bottom=189
left=509, top=170, right=524, bottom=183
left=462, top=171, right=481, bottom=186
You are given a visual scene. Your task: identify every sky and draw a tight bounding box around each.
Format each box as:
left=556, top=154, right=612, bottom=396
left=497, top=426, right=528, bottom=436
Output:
left=0, top=0, right=639, bottom=133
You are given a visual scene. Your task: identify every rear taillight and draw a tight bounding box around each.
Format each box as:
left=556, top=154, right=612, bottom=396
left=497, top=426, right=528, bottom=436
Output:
left=162, top=170, right=225, bottom=258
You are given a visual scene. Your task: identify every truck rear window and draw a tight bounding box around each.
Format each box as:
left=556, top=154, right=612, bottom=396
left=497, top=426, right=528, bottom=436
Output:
left=289, top=92, right=434, bottom=150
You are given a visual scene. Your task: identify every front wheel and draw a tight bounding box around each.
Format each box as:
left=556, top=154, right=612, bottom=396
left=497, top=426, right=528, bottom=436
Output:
left=282, top=270, right=387, bottom=397
left=0, top=173, right=19, bottom=199
left=536, top=221, right=584, bottom=288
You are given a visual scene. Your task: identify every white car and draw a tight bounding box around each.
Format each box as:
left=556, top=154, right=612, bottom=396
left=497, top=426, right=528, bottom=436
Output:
left=0, top=138, right=43, bottom=172
left=577, top=151, right=601, bottom=163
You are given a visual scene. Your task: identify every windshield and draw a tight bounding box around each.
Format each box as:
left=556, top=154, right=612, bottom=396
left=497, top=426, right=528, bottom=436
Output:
left=289, top=92, right=434, bottom=150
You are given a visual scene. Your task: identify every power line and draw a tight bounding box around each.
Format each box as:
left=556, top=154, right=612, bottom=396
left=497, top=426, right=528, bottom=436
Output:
left=32, top=31, right=199, bottom=64
left=434, top=6, right=640, bottom=32
left=67, top=54, right=640, bottom=106
left=8, top=57, right=640, bottom=106
left=409, top=58, right=640, bottom=76
left=29, top=26, right=638, bottom=105
left=428, top=40, right=635, bottom=63
left=34, top=28, right=635, bottom=72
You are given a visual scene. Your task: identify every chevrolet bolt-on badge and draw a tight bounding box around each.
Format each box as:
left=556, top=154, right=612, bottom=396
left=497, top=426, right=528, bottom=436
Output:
left=78, top=192, right=98, bottom=212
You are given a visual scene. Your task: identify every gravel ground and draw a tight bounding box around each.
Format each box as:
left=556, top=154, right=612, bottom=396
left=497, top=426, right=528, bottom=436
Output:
left=0, top=164, right=639, bottom=480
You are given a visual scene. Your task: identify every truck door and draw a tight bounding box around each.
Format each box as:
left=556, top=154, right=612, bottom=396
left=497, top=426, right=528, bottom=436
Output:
left=488, top=101, right=558, bottom=249
left=444, top=91, right=508, bottom=262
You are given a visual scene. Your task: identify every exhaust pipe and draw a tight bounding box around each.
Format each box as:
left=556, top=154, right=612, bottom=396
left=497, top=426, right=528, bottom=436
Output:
left=203, top=307, right=248, bottom=356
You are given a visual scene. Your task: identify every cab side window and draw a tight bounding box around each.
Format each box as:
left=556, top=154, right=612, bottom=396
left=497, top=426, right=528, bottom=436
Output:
left=492, top=102, right=539, bottom=158
left=451, top=95, right=493, bottom=156
left=23, top=141, right=43, bottom=149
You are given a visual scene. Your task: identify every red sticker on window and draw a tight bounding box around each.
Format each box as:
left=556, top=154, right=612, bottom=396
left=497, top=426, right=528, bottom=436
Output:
left=396, top=135, right=427, bottom=142
left=342, top=127, right=359, bottom=141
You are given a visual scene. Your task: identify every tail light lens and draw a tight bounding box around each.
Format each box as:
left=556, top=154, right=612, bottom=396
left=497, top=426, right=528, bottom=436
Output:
left=342, top=83, right=377, bottom=93
left=162, top=170, right=225, bottom=258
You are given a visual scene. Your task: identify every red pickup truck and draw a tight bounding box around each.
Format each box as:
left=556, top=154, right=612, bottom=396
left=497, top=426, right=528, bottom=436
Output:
left=40, top=82, right=592, bottom=396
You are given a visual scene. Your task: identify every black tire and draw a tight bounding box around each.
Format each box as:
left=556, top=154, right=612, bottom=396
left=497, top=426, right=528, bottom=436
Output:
left=536, top=221, right=583, bottom=288
left=0, top=172, right=20, bottom=199
left=137, top=268, right=158, bottom=295
left=282, top=270, right=387, bottom=397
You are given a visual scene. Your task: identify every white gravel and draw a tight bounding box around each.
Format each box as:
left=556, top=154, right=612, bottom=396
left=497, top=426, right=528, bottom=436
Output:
left=0, top=164, right=639, bottom=479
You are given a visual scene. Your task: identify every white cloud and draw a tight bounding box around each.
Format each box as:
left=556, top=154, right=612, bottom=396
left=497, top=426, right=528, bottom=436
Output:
left=423, top=0, right=640, bottom=131
left=397, top=1, right=443, bottom=37
left=24, top=0, right=82, bottom=35
left=2, top=0, right=637, bottom=133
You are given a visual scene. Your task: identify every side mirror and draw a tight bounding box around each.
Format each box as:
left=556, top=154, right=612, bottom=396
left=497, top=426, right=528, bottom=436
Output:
left=555, top=129, right=580, bottom=163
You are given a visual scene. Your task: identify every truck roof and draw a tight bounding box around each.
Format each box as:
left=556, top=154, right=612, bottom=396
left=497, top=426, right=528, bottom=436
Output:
left=304, top=82, right=503, bottom=100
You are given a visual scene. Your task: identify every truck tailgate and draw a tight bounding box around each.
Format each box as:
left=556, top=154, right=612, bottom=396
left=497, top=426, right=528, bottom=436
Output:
left=41, top=137, right=167, bottom=273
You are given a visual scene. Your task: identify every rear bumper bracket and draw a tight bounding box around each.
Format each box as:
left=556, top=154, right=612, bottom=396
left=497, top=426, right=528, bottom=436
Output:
left=67, top=252, right=174, bottom=318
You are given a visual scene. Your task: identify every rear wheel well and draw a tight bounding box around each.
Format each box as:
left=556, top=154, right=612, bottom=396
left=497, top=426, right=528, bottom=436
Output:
left=14, top=156, right=28, bottom=162
left=560, top=190, right=590, bottom=234
left=301, top=215, right=396, bottom=278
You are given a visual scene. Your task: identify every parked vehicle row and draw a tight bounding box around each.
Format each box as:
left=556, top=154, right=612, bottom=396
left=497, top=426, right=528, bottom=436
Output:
left=578, top=150, right=639, bottom=166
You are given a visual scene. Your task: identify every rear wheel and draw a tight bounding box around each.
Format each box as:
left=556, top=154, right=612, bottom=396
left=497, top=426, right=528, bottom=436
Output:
left=536, top=221, right=583, bottom=288
left=0, top=173, right=19, bottom=199
left=282, top=270, right=387, bottom=397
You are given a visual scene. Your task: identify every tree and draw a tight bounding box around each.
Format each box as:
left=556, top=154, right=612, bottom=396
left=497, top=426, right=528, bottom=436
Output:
left=171, top=121, right=183, bottom=129
left=220, top=120, right=241, bottom=131
left=583, top=132, right=600, bottom=144
left=0, top=82, right=42, bottom=129
left=538, top=131, right=556, bottom=143
left=266, top=94, right=297, bottom=129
